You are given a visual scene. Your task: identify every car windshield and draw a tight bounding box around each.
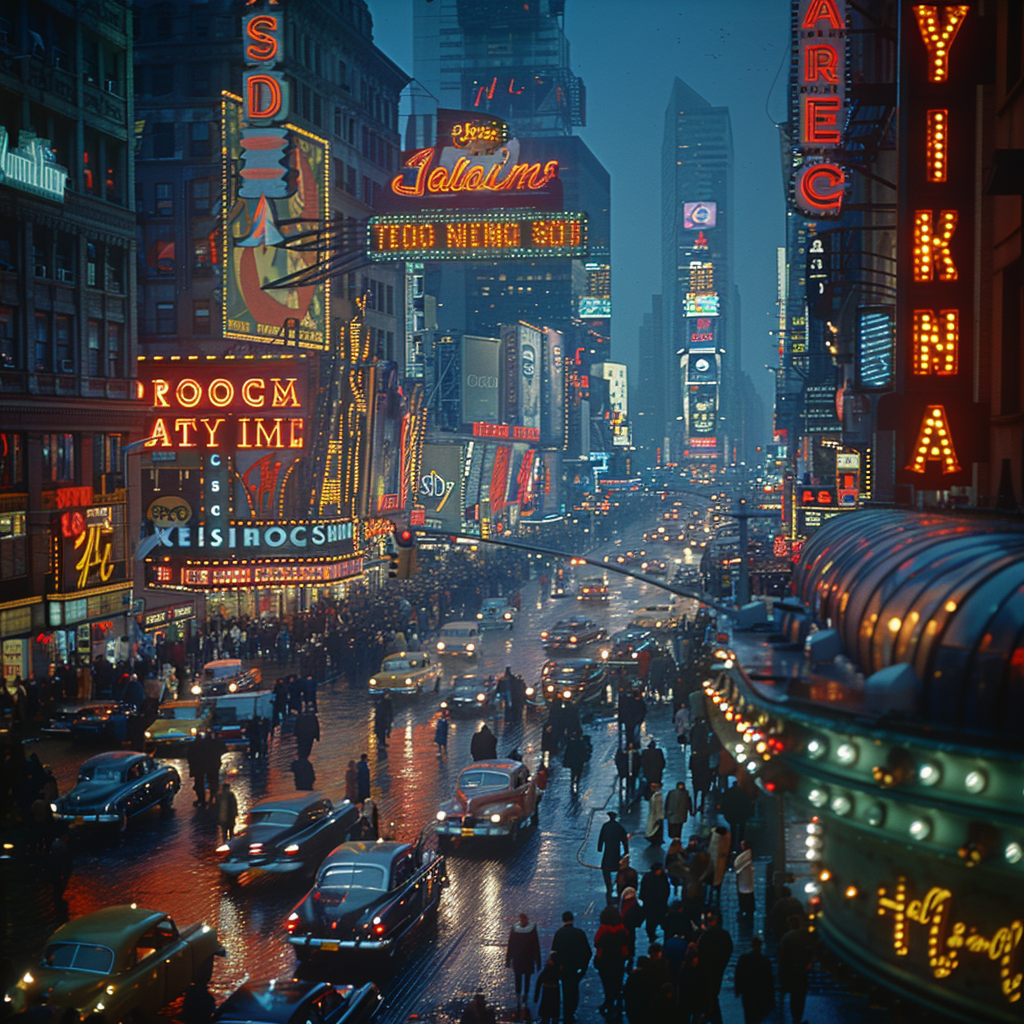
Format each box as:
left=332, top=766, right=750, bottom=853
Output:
left=441, top=628, right=472, bottom=637
left=247, top=809, right=298, bottom=827
left=459, top=770, right=510, bottom=791
left=41, top=943, right=115, bottom=974
left=318, top=863, right=388, bottom=891
left=452, top=678, right=485, bottom=692
left=79, top=764, right=125, bottom=782
left=158, top=706, right=199, bottom=720
left=383, top=657, right=425, bottom=670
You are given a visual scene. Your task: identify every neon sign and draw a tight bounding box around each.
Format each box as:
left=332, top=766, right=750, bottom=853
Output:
left=367, top=210, right=587, bottom=262
left=793, top=0, right=847, bottom=216
left=392, top=148, right=558, bottom=199
left=472, top=422, right=540, bottom=441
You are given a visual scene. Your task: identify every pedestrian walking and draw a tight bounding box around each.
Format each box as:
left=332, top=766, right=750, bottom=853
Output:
left=204, top=733, right=226, bottom=804
left=640, top=738, right=665, bottom=788
left=291, top=756, right=316, bottom=790
left=216, top=781, right=238, bottom=842
left=357, top=753, right=371, bottom=801
left=664, top=780, right=692, bottom=840
left=697, top=912, right=734, bottom=1024
left=563, top=729, right=588, bottom=792
left=550, top=911, right=591, bottom=1023
left=645, top=781, right=664, bottom=845
left=459, top=993, right=497, bottom=1024
left=639, top=862, right=670, bottom=943
left=506, top=912, right=542, bottom=1009
left=735, top=839, right=755, bottom=919
left=434, top=711, right=449, bottom=754
left=734, top=936, right=774, bottom=1024
left=374, top=702, right=389, bottom=748
left=703, top=825, right=731, bottom=904
left=615, top=854, right=638, bottom=901
left=533, top=955, right=561, bottom=1024
left=778, top=918, right=816, bottom=1024
left=593, top=905, right=630, bottom=1014
left=470, top=722, right=498, bottom=761
left=674, top=703, right=691, bottom=748
left=344, top=760, right=359, bottom=804
left=294, top=710, right=320, bottom=760
left=187, top=735, right=206, bottom=806
left=597, top=811, right=629, bottom=902
left=623, top=957, right=657, bottom=1024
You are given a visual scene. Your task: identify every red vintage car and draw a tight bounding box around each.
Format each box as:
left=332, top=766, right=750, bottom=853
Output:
left=434, top=761, right=539, bottom=848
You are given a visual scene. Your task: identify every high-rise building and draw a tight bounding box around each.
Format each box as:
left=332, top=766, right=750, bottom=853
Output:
left=0, top=1, right=149, bottom=675
left=635, top=294, right=664, bottom=460
left=658, top=78, right=737, bottom=467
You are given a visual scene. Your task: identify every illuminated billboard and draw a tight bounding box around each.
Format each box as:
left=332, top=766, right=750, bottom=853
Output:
left=515, top=322, right=542, bottom=432
left=543, top=328, right=566, bottom=448
left=684, top=293, right=720, bottom=317
left=687, top=386, right=718, bottom=436
left=688, top=317, right=717, bottom=346
left=461, top=335, right=502, bottom=426
left=367, top=210, right=587, bottom=262
left=222, top=96, right=330, bottom=348
left=685, top=351, right=719, bottom=385
left=435, top=109, right=510, bottom=152
left=579, top=297, right=612, bottom=318
left=419, top=443, right=463, bottom=531
left=683, top=201, right=717, bottom=229
left=368, top=363, right=406, bottom=515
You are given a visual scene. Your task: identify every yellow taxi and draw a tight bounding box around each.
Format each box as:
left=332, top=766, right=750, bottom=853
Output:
left=369, top=651, right=443, bottom=694
left=144, top=700, right=212, bottom=750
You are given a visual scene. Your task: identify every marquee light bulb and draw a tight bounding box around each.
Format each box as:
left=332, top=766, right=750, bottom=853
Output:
left=808, top=787, right=829, bottom=808
left=1006, top=842, right=1023, bottom=865
left=964, top=770, right=987, bottom=794
left=912, top=309, right=959, bottom=376
left=918, top=762, right=941, bottom=786
left=865, top=802, right=886, bottom=827
left=836, top=742, right=858, bottom=765
left=910, top=818, right=932, bottom=841
left=925, top=109, right=948, bottom=182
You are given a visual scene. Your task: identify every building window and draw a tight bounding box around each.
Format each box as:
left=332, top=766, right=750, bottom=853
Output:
left=193, top=301, right=211, bottom=335
left=151, top=123, right=175, bottom=159
left=106, top=247, right=124, bottom=292
left=190, top=121, right=211, bottom=157
left=107, top=323, right=122, bottom=378
left=42, top=434, right=76, bottom=484
left=151, top=64, right=173, bottom=96
left=346, top=164, right=357, bottom=196
left=93, top=433, right=122, bottom=492
left=55, top=315, right=72, bottom=372
left=313, top=93, right=323, bottom=126
left=87, top=320, right=102, bottom=376
left=155, top=302, right=176, bottom=335
left=386, top=331, right=394, bottom=360
left=338, top=60, right=348, bottom=89
left=0, top=434, right=24, bottom=488
left=155, top=182, right=173, bottom=215
left=334, top=106, right=342, bottom=137
left=192, top=8, right=209, bottom=38
left=33, top=312, right=51, bottom=372
left=190, top=63, right=210, bottom=97
left=87, top=242, right=100, bottom=287
left=0, top=510, right=27, bottom=580
left=0, top=306, right=17, bottom=369
left=386, top=284, right=394, bottom=316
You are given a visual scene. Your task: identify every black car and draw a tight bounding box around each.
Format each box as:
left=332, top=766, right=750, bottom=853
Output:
left=287, top=841, right=447, bottom=961
left=214, top=980, right=380, bottom=1024
left=601, top=628, right=668, bottom=665
left=218, top=793, right=360, bottom=879
left=57, top=703, right=139, bottom=742
left=539, top=619, right=607, bottom=650
left=52, top=751, right=181, bottom=830
left=536, top=659, right=607, bottom=705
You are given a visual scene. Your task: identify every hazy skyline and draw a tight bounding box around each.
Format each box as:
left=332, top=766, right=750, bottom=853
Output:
left=371, top=0, right=788, bottom=413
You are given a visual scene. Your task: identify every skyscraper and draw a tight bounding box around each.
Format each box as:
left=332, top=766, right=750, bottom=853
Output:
left=658, top=78, right=736, bottom=467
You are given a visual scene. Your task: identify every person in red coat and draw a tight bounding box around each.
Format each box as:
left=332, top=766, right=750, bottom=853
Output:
left=594, top=905, right=630, bottom=1014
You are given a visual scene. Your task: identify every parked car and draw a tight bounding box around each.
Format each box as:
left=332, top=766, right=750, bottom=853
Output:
left=440, top=674, right=499, bottom=712
left=4, top=905, right=223, bottom=1021
left=577, top=577, right=609, bottom=600
left=434, top=621, right=481, bottom=658
left=144, top=700, right=213, bottom=749
left=368, top=651, right=442, bottom=694
left=218, top=793, right=360, bottom=878
left=45, top=702, right=138, bottom=743
left=209, top=690, right=275, bottom=746
left=435, top=761, right=539, bottom=846
left=537, top=659, right=607, bottom=705
left=213, top=980, right=380, bottom=1024
left=52, top=751, right=181, bottom=830
left=476, top=596, right=516, bottom=629
left=540, top=618, right=607, bottom=650
left=190, top=659, right=262, bottom=697
left=286, top=841, right=446, bottom=960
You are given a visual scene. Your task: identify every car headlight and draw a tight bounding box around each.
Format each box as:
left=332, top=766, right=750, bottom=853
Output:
left=546, top=685, right=554, bottom=693
left=369, top=678, right=377, bottom=686
left=562, top=690, right=572, bottom=700
left=191, top=727, right=198, bottom=735
left=284, top=843, right=300, bottom=855
left=504, top=612, right=512, bottom=620
left=490, top=813, right=502, bottom=824
left=540, top=631, right=548, bottom=639
left=405, top=678, right=413, bottom=686
left=436, top=810, right=447, bottom=821
left=50, top=803, right=58, bottom=813
left=436, top=641, right=446, bottom=651
left=144, top=730, right=151, bottom=738
left=600, top=649, right=609, bottom=660
left=228, top=682, right=237, bottom=693
left=525, top=687, right=535, bottom=696
left=466, top=643, right=475, bottom=652
left=476, top=693, right=486, bottom=702
left=191, top=685, right=201, bottom=695
left=476, top=613, right=483, bottom=619
left=440, top=700, right=449, bottom=709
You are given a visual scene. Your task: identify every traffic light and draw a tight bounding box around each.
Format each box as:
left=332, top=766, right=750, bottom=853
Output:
left=392, top=527, right=418, bottom=580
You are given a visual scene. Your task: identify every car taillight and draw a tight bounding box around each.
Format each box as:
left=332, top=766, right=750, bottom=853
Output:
left=540, top=631, right=548, bottom=639
left=284, top=843, right=300, bottom=855
left=249, top=843, right=263, bottom=854
left=216, top=844, right=230, bottom=854
left=375, top=924, right=385, bottom=935
left=569, top=636, right=578, bottom=644
left=286, top=912, right=298, bottom=932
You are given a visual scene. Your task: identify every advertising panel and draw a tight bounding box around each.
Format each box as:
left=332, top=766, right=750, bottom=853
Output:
left=419, top=443, right=463, bottom=532
left=461, top=335, right=501, bottom=426
left=857, top=308, right=894, bottom=389
left=579, top=297, right=612, bottom=318
left=368, top=363, right=406, bottom=514
left=222, top=96, right=330, bottom=348
left=688, top=317, right=717, bottom=347
left=519, top=323, right=542, bottom=432
left=501, top=323, right=519, bottom=426
left=368, top=210, right=586, bottom=261
left=488, top=444, right=513, bottom=517
left=435, top=108, right=510, bottom=152
left=543, top=328, right=565, bottom=448
left=538, top=450, right=562, bottom=519
left=683, top=201, right=717, bottom=230
left=686, top=351, right=719, bottom=385
left=55, top=503, right=128, bottom=594
left=687, top=386, right=718, bottom=436
left=684, top=293, right=720, bottom=317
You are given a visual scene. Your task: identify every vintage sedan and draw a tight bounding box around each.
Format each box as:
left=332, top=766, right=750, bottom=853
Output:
left=435, top=761, right=539, bottom=846
left=286, top=841, right=446, bottom=960
left=213, top=980, right=380, bottom=1024
left=539, top=618, right=607, bottom=650
left=67, top=703, right=140, bottom=743
left=630, top=603, right=685, bottom=631
left=440, top=674, right=498, bottom=713
left=434, top=621, right=481, bottom=657
left=4, top=904, right=222, bottom=1021
left=368, top=651, right=442, bottom=694
left=144, top=699, right=212, bottom=749
left=537, top=659, right=607, bottom=706
left=53, top=751, right=181, bottom=829
left=190, top=659, right=262, bottom=697
left=577, top=577, right=609, bottom=601
left=600, top=628, right=667, bottom=665
left=218, top=793, right=360, bottom=878
left=476, top=596, right=516, bottom=629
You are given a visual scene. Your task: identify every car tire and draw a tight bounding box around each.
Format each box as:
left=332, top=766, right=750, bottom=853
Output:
left=160, top=792, right=174, bottom=812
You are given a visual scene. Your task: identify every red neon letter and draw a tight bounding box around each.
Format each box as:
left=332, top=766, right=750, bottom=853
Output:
left=802, top=0, right=845, bottom=29
left=913, top=5, right=969, bottom=82
left=805, top=97, right=842, bottom=144
left=804, top=45, right=840, bottom=83
left=390, top=148, right=432, bottom=197
left=246, top=74, right=282, bottom=120
left=245, top=15, right=278, bottom=62
left=797, top=164, right=845, bottom=213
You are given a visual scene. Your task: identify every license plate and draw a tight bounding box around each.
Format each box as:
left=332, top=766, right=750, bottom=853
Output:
left=320, top=941, right=339, bottom=952
left=461, top=827, right=474, bottom=837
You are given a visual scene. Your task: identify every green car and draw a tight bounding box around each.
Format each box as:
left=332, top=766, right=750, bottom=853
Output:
left=5, top=905, right=223, bottom=1022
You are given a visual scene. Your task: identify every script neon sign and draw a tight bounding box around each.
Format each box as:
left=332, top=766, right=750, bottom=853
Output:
left=391, top=148, right=559, bottom=198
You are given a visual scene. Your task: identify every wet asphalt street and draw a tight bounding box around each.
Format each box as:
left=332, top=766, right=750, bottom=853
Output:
left=10, top=538, right=704, bottom=1023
